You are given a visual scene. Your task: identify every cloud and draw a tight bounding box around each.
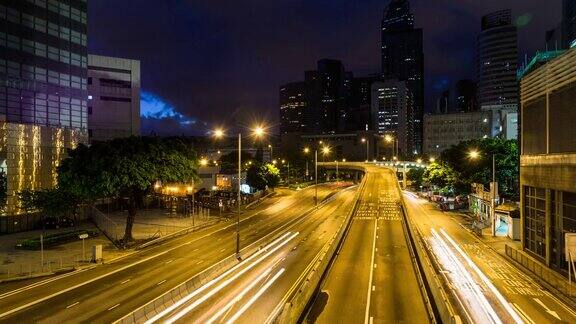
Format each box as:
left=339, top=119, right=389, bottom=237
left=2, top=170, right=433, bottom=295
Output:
left=140, top=91, right=195, bottom=124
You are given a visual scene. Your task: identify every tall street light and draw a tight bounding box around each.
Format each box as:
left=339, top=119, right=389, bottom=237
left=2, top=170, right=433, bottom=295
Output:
left=214, top=125, right=265, bottom=259
left=361, top=138, right=369, bottom=162
left=469, top=149, right=497, bottom=237
left=384, top=134, right=398, bottom=160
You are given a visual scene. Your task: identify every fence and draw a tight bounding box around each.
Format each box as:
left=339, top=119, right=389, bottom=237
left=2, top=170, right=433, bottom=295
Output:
left=505, top=244, right=576, bottom=299
left=0, top=211, right=89, bottom=235
left=0, top=253, right=91, bottom=281
left=86, top=205, right=123, bottom=245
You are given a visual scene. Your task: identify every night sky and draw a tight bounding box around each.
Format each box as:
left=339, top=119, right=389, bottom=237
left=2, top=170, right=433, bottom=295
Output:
left=88, top=0, right=561, bottom=136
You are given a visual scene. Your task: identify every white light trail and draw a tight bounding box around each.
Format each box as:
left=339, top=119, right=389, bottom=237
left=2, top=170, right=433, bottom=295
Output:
left=165, top=233, right=298, bottom=323
left=439, top=229, right=524, bottom=324
left=206, top=267, right=273, bottom=324
left=430, top=229, right=501, bottom=324
left=145, top=231, right=294, bottom=324
left=225, top=268, right=286, bottom=324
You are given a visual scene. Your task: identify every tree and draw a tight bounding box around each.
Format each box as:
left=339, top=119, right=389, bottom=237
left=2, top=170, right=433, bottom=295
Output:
left=0, top=171, right=6, bottom=212
left=219, top=151, right=254, bottom=174
left=407, top=167, right=425, bottom=189
left=423, top=162, right=458, bottom=192
left=246, top=163, right=281, bottom=191
left=18, top=188, right=79, bottom=220
left=58, top=136, right=198, bottom=242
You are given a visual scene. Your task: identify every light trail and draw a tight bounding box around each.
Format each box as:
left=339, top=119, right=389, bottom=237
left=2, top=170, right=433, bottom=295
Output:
left=205, top=267, right=273, bottom=324
left=225, top=268, right=286, bottom=324
left=430, top=229, right=501, bottom=324
left=145, top=231, right=295, bottom=324
left=165, top=233, right=298, bottom=323
left=439, top=229, right=524, bottom=324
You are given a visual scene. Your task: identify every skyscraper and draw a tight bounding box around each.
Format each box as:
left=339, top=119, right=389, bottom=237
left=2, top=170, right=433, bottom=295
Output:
left=563, top=0, right=576, bottom=48
left=371, top=79, right=413, bottom=156
left=455, top=79, right=478, bottom=112
left=476, top=9, right=518, bottom=112
left=279, top=81, right=308, bottom=134
left=381, top=0, right=424, bottom=154
left=0, top=0, right=88, bottom=212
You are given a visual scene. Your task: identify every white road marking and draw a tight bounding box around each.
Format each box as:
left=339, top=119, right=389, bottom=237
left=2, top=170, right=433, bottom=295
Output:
left=534, top=298, right=561, bottom=320
left=196, top=260, right=204, bottom=265
left=108, top=303, right=120, bottom=311
left=369, top=316, right=374, bottom=324
left=542, top=291, right=576, bottom=317
left=66, top=302, right=79, bottom=309
left=120, top=279, right=131, bottom=284
left=220, top=248, right=226, bottom=253
left=157, top=280, right=167, bottom=286
left=364, top=219, right=377, bottom=324
left=165, top=259, right=173, bottom=264
left=372, top=285, right=375, bottom=291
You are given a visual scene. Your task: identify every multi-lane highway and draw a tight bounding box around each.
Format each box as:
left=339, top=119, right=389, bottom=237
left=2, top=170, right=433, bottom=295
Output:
left=141, top=185, right=359, bottom=323
left=307, top=165, right=432, bottom=324
left=404, top=191, right=576, bottom=324
left=0, top=184, right=346, bottom=323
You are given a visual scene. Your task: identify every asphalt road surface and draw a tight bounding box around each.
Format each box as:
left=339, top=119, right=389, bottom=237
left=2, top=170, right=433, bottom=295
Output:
left=0, top=184, right=343, bottom=323
left=404, top=191, right=576, bottom=324
left=147, top=185, right=359, bottom=323
left=307, top=166, right=431, bottom=324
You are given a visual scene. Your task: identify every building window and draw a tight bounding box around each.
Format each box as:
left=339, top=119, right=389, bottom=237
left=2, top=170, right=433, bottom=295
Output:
left=524, top=186, right=546, bottom=260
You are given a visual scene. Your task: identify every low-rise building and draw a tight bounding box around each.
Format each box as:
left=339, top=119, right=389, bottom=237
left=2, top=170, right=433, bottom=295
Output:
left=88, top=55, right=140, bottom=142
left=423, top=111, right=492, bottom=156
left=520, top=48, right=576, bottom=273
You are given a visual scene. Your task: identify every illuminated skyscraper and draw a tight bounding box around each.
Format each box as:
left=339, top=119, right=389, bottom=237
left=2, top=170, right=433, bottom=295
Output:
left=0, top=0, right=88, bottom=214
left=381, top=0, right=424, bottom=154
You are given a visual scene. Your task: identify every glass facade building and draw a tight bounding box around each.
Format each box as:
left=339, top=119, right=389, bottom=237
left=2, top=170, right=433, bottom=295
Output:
left=381, top=0, right=424, bottom=154
left=0, top=0, right=88, bottom=213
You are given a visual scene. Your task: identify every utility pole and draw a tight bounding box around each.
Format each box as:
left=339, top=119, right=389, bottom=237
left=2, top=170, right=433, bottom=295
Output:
left=492, top=154, right=496, bottom=237
left=315, top=150, right=318, bottom=206
left=237, top=133, right=241, bottom=259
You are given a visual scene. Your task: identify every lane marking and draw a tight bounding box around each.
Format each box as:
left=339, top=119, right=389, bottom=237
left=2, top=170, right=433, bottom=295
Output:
left=534, top=298, right=561, bottom=320
left=157, top=280, right=167, bottom=286
left=120, top=279, right=131, bottom=285
left=369, top=316, right=373, bottom=324
left=108, top=303, right=120, bottom=311
left=542, top=291, right=576, bottom=317
left=220, top=248, right=226, bottom=253
left=66, top=302, right=79, bottom=309
left=165, top=260, right=173, bottom=264
left=196, top=260, right=204, bottom=265
left=364, top=219, right=378, bottom=324
left=372, top=285, right=375, bottom=291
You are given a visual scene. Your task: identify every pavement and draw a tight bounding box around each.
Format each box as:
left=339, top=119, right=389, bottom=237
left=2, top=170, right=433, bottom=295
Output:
left=306, top=166, right=431, bottom=324
left=403, top=191, right=576, bottom=324
left=0, top=184, right=344, bottom=323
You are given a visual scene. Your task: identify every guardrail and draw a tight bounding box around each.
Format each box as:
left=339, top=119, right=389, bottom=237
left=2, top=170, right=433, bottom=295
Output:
left=114, top=185, right=353, bottom=324
left=396, top=173, right=462, bottom=324
left=269, top=175, right=367, bottom=324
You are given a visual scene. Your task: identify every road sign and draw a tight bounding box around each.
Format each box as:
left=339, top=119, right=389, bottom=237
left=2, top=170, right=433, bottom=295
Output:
left=565, top=233, right=576, bottom=261
left=79, top=233, right=89, bottom=240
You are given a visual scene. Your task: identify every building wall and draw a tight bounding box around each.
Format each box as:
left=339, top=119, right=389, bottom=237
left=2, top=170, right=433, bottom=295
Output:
left=88, top=54, right=140, bottom=142
left=520, top=48, right=576, bottom=273
left=423, top=111, right=492, bottom=156
left=0, top=122, right=86, bottom=214
left=279, top=81, right=307, bottom=134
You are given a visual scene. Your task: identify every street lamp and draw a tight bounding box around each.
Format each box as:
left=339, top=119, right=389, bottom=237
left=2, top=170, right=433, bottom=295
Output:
left=361, top=138, right=369, bottom=162
left=417, top=158, right=423, bottom=164
left=384, top=134, right=398, bottom=159
left=429, top=157, right=436, bottom=163
left=303, top=147, right=311, bottom=179
left=469, top=149, right=497, bottom=237
left=213, top=125, right=265, bottom=260
left=200, top=158, right=208, bottom=166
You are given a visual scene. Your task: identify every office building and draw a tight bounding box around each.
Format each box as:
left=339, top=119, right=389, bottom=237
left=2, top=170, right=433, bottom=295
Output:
left=477, top=10, right=519, bottom=112
left=279, top=81, right=308, bottom=134
left=563, top=0, right=576, bottom=48
left=87, top=55, right=140, bottom=142
left=435, top=90, right=450, bottom=114
left=0, top=0, right=89, bottom=213
left=423, top=111, right=492, bottom=157
left=381, top=0, right=424, bottom=153
left=347, top=75, right=382, bottom=132
left=371, top=79, right=413, bottom=156
left=520, top=48, right=576, bottom=273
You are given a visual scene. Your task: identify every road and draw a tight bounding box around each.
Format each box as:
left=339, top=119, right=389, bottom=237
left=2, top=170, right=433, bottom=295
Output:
left=404, top=191, right=576, bottom=324
left=144, top=185, right=359, bottom=323
left=306, top=166, right=431, bottom=324
left=0, top=184, right=344, bottom=323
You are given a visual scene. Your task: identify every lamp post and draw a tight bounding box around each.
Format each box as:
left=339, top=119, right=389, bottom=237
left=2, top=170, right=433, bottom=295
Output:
left=384, top=134, right=398, bottom=160
left=214, top=126, right=265, bottom=260
left=361, top=138, right=369, bottom=162
left=469, top=150, right=497, bottom=237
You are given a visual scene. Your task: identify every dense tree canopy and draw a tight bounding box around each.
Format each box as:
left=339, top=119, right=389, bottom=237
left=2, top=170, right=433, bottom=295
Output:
left=219, top=151, right=254, bottom=174
left=246, top=163, right=281, bottom=191
left=58, top=136, right=199, bottom=242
